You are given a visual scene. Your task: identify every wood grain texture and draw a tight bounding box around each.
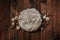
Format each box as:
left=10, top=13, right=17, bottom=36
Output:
left=0, top=0, right=10, bottom=40
left=0, top=0, right=60, bottom=40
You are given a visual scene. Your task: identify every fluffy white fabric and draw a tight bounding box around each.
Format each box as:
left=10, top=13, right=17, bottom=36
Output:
left=18, top=8, right=42, bottom=32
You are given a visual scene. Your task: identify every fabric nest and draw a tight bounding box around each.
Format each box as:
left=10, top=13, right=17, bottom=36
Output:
left=18, top=8, right=42, bottom=32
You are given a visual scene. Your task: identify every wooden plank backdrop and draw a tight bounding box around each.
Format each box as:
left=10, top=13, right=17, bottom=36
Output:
left=0, top=0, right=60, bottom=40
left=0, top=0, right=10, bottom=40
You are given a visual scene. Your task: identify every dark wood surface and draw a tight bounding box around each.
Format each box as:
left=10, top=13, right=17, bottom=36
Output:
left=0, top=0, right=60, bottom=40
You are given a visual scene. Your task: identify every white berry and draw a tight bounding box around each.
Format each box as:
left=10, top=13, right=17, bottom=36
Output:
left=11, top=18, right=15, bottom=21
left=14, top=16, right=18, bottom=20
left=11, top=22, right=15, bottom=25
left=43, top=15, right=47, bottom=19
left=16, top=26, right=20, bottom=30
left=46, top=17, right=50, bottom=21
